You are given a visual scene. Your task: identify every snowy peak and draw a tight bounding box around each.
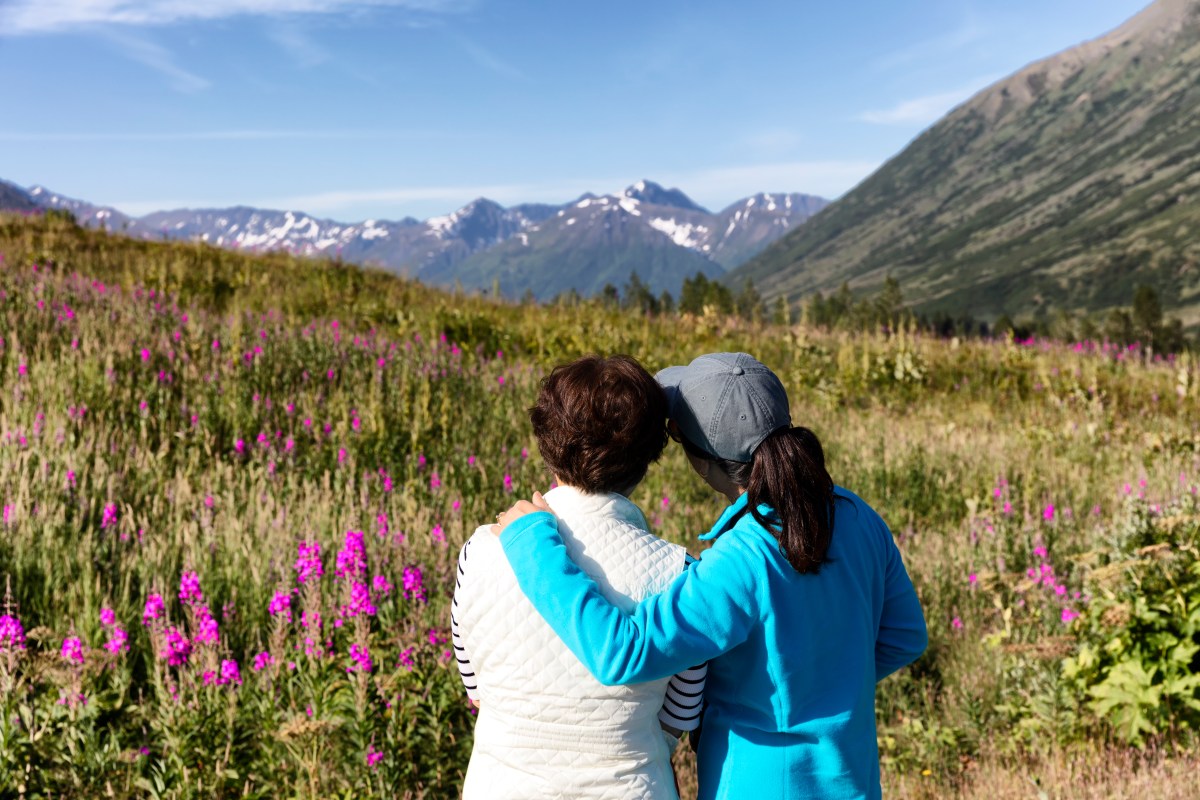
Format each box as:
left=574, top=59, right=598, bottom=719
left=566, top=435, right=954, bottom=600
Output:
left=10, top=177, right=827, bottom=298
left=622, top=180, right=708, bottom=213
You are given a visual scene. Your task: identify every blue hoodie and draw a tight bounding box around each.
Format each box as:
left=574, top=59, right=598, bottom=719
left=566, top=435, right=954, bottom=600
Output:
left=500, top=487, right=927, bottom=800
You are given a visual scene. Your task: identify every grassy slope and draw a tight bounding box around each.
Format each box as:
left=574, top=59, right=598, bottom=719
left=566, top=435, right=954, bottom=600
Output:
left=732, top=0, right=1200, bottom=325
left=2, top=214, right=1199, bottom=797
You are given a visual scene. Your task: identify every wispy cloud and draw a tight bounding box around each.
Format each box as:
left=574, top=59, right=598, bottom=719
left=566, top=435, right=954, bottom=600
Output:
left=659, top=161, right=883, bottom=204
left=0, top=1, right=471, bottom=35
left=267, top=160, right=882, bottom=219
left=0, top=129, right=432, bottom=142
left=100, top=29, right=210, bottom=92
left=268, top=23, right=331, bottom=67
left=265, top=182, right=558, bottom=214
left=857, top=76, right=999, bottom=126
left=738, top=129, right=805, bottom=159
left=454, top=35, right=523, bottom=80
left=874, top=17, right=986, bottom=70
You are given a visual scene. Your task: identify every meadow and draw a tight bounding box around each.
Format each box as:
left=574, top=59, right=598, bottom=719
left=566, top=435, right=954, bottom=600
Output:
left=1, top=212, right=1198, bottom=798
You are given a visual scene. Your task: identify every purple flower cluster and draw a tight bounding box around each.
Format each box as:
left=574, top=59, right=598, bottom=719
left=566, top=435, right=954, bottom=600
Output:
left=192, top=606, right=220, bottom=646
left=335, top=530, right=367, bottom=579
left=0, top=614, right=26, bottom=650
left=348, top=643, right=372, bottom=673
left=269, top=590, right=293, bottom=621
left=99, top=607, right=129, bottom=654
left=178, top=571, right=204, bottom=606
left=342, top=582, right=377, bottom=618
left=60, top=635, right=86, bottom=665
left=162, top=626, right=192, bottom=666
left=295, top=541, right=324, bottom=584
left=100, top=502, right=119, bottom=530
left=143, top=593, right=165, bottom=625
left=402, top=566, right=426, bottom=604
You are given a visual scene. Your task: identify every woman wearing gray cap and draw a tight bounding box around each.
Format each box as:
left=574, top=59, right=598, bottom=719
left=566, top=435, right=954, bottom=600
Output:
left=493, top=352, right=927, bottom=800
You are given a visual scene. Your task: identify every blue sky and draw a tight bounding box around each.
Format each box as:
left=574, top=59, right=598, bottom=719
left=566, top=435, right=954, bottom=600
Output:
left=1, top=0, right=1153, bottom=222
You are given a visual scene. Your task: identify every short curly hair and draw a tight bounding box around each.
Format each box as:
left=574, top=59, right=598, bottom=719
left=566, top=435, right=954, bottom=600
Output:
left=530, top=355, right=668, bottom=494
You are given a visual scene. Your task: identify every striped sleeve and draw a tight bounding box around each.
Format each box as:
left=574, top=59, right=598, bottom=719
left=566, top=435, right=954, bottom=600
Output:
left=658, top=553, right=706, bottom=732
left=451, top=539, right=479, bottom=702
left=658, top=663, right=706, bottom=732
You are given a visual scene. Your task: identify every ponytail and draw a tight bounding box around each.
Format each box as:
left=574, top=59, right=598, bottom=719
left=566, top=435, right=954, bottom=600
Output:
left=717, top=427, right=835, bottom=574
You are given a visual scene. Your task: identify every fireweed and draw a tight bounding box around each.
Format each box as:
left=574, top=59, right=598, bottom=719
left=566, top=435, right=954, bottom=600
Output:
left=0, top=228, right=1197, bottom=795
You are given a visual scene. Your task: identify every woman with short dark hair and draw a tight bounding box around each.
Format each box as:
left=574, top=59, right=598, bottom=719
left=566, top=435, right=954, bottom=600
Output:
left=494, top=352, right=927, bottom=800
left=453, top=355, right=705, bottom=800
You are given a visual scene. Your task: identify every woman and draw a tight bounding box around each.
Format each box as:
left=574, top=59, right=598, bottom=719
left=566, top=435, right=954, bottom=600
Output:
left=452, top=355, right=706, bottom=799
left=494, top=352, right=927, bottom=800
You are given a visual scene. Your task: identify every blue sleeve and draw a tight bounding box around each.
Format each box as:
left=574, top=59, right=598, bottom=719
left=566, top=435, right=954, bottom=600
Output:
left=874, top=532, right=927, bottom=681
left=499, top=511, right=757, bottom=685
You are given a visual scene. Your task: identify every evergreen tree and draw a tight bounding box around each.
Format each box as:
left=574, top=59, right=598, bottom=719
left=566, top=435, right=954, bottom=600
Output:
left=600, top=283, right=620, bottom=308
left=773, top=295, right=792, bottom=327
left=875, top=274, right=904, bottom=330
left=1104, top=308, right=1134, bottom=345
left=733, top=278, right=763, bottom=321
left=622, top=271, right=658, bottom=314
left=1132, top=284, right=1163, bottom=347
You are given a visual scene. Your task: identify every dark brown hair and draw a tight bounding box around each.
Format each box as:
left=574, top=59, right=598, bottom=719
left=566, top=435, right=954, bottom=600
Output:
left=682, top=426, right=835, bottom=574
left=530, top=355, right=668, bottom=494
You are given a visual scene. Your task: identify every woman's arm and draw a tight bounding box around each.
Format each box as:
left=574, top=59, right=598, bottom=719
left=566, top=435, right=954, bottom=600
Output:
left=874, top=533, right=927, bottom=681
left=498, top=511, right=757, bottom=685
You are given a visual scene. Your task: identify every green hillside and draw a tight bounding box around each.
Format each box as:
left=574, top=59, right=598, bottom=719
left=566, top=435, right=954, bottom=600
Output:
left=732, top=0, right=1200, bottom=326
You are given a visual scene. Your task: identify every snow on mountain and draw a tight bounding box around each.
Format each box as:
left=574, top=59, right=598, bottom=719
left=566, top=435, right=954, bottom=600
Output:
left=11, top=178, right=827, bottom=296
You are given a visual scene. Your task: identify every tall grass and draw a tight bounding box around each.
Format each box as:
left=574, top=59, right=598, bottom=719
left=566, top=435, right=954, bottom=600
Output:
left=1, top=214, right=1197, bottom=797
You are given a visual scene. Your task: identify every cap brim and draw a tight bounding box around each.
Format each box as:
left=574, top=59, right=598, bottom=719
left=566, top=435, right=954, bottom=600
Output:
left=655, top=365, right=689, bottom=413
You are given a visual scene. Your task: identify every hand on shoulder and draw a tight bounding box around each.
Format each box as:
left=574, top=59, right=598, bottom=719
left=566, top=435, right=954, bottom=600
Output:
left=490, top=491, right=553, bottom=535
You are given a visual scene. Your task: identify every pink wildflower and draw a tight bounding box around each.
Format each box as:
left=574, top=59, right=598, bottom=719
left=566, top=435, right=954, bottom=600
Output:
left=162, top=627, right=192, bottom=665
left=192, top=606, right=220, bottom=646
left=295, top=541, right=324, bottom=584
left=269, top=591, right=293, bottom=620
left=342, top=581, right=377, bottom=618
left=178, top=571, right=204, bottom=606
left=348, top=643, right=372, bottom=673
left=0, top=614, right=26, bottom=650
left=101, top=503, right=119, bottom=529
left=335, top=530, right=368, bottom=578
left=402, top=566, right=427, bottom=603
left=252, top=651, right=274, bottom=671
left=398, top=646, right=416, bottom=671
left=105, top=627, right=130, bottom=655
left=219, top=659, right=242, bottom=686
left=142, top=593, right=165, bottom=625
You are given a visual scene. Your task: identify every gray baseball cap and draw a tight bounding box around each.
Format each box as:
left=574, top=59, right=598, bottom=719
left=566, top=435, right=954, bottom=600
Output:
left=656, top=352, right=791, bottom=463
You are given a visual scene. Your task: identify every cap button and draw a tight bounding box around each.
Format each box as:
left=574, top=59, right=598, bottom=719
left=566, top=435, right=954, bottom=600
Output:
left=731, top=366, right=744, bottom=375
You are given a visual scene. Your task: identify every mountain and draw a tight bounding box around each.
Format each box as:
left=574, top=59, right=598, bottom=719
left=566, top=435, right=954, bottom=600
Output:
left=27, top=185, right=133, bottom=228
left=6, top=179, right=826, bottom=299
left=622, top=180, right=710, bottom=213
left=731, top=0, right=1200, bottom=325
left=0, top=181, right=39, bottom=212
left=450, top=194, right=720, bottom=299
left=451, top=187, right=828, bottom=300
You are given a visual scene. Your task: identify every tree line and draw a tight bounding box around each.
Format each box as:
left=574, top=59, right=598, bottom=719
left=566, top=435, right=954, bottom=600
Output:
left=568, top=270, right=1194, bottom=354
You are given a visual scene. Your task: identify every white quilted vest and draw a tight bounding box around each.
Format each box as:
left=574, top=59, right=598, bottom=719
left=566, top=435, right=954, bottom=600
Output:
left=457, top=485, right=687, bottom=800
